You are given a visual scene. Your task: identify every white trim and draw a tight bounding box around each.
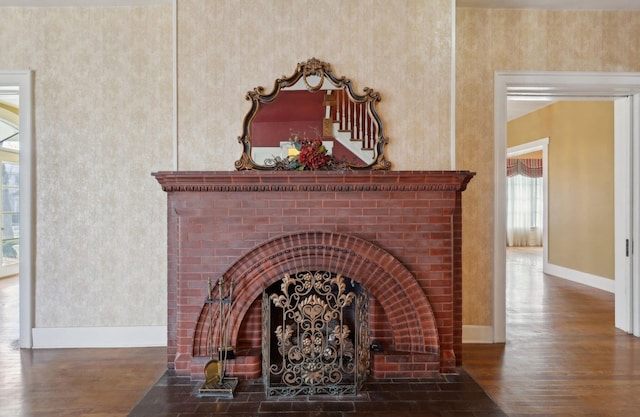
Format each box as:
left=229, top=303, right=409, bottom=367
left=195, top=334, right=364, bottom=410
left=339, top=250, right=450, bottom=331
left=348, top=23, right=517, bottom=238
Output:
left=32, top=326, right=167, bottom=348
left=495, top=71, right=640, bottom=344
left=462, top=325, right=494, bottom=343
left=0, top=264, right=18, bottom=278
left=172, top=0, right=178, bottom=170
left=493, top=73, right=508, bottom=343
left=450, top=0, right=456, bottom=169
left=0, top=70, right=34, bottom=349
left=632, top=93, right=640, bottom=337
left=506, top=138, right=548, bottom=157
left=614, top=97, right=633, bottom=332
left=545, top=264, right=615, bottom=293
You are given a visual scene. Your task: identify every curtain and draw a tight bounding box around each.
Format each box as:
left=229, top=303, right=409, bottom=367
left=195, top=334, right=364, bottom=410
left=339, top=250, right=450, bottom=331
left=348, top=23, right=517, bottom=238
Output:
left=506, top=158, right=543, bottom=178
left=507, top=158, right=543, bottom=247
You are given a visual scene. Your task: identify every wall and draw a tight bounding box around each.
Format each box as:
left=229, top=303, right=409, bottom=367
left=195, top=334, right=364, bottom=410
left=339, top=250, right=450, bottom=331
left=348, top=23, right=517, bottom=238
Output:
left=508, top=101, right=614, bottom=280
left=176, top=0, right=454, bottom=171
left=456, top=8, right=640, bottom=328
left=0, top=6, right=173, bottom=341
left=0, top=0, right=457, bottom=346
left=4, top=2, right=635, bottom=346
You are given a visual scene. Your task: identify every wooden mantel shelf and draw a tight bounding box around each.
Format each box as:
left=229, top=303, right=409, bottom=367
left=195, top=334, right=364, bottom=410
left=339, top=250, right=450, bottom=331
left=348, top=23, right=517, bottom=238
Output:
left=152, top=170, right=475, bottom=193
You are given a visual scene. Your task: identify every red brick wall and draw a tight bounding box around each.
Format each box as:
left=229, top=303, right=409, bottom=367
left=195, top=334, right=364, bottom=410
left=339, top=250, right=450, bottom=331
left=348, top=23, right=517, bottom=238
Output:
left=154, top=171, right=474, bottom=380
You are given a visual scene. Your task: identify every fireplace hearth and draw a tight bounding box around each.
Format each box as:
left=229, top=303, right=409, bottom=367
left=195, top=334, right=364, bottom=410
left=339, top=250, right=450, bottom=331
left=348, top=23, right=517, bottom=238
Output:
left=153, top=170, right=474, bottom=384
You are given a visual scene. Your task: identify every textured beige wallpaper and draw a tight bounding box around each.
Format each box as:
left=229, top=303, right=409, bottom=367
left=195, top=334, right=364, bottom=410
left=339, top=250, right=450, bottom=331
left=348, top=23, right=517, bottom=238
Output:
left=176, top=0, right=454, bottom=171
left=456, top=8, right=640, bottom=325
left=0, top=0, right=455, bottom=333
left=0, top=6, right=173, bottom=327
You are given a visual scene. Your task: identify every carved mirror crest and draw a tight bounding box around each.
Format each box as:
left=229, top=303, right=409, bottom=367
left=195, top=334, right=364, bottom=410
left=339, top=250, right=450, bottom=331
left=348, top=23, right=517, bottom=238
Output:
left=235, top=58, right=391, bottom=171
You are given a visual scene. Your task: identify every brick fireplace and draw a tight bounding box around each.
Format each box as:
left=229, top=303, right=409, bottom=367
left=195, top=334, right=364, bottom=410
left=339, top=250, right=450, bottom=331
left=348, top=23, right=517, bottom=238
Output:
left=153, top=170, right=474, bottom=381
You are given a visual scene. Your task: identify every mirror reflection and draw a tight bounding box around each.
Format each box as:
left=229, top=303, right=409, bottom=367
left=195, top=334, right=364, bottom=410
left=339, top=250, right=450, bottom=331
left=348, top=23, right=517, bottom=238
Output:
left=235, top=58, right=390, bottom=171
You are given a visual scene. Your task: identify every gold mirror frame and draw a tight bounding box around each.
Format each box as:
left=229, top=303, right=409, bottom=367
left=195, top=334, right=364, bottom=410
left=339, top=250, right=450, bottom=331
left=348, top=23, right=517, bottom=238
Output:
left=235, top=58, right=391, bottom=171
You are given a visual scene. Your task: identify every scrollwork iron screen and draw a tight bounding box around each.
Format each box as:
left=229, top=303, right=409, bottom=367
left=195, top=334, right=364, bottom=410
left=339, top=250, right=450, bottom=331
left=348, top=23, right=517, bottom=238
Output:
left=262, top=271, right=369, bottom=396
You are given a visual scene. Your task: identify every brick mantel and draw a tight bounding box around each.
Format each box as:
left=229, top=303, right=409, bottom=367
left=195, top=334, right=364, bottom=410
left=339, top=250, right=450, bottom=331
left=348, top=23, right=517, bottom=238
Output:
left=153, top=170, right=474, bottom=379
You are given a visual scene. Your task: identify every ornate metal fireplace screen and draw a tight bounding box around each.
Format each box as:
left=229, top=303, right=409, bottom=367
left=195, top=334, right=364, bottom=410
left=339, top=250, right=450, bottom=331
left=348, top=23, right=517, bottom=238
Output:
left=262, top=271, right=369, bottom=396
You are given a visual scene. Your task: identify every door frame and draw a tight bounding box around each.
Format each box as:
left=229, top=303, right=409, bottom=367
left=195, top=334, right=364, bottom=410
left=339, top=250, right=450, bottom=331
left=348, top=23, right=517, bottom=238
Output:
left=494, top=71, right=640, bottom=342
left=0, top=70, right=34, bottom=348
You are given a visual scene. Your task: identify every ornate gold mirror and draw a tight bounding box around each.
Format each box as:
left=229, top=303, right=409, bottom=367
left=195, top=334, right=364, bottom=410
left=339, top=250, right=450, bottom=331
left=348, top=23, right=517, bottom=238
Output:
left=235, top=58, right=391, bottom=171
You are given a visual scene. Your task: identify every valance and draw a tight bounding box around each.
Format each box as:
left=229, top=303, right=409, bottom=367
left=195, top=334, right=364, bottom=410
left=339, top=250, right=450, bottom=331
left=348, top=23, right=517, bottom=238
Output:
left=507, top=158, right=542, bottom=178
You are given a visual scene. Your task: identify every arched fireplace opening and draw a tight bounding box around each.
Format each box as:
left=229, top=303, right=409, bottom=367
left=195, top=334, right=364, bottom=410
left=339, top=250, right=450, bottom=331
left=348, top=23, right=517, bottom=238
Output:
left=191, top=231, right=445, bottom=384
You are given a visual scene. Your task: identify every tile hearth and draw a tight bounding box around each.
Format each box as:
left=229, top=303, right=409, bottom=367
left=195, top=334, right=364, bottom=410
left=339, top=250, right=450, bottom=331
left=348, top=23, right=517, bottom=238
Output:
left=128, top=369, right=506, bottom=417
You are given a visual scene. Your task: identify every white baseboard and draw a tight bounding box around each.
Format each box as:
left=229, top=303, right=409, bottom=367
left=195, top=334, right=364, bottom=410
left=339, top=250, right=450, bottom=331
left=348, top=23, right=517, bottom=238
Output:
left=461, top=266, right=612, bottom=346
left=32, top=325, right=496, bottom=347
left=0, top=263, right=19, bottom=278
left=32, top=325, right=167, bottom=348
left=462, top=325, right=494, bottom=343
left=544, top=263, right=614, bottom=293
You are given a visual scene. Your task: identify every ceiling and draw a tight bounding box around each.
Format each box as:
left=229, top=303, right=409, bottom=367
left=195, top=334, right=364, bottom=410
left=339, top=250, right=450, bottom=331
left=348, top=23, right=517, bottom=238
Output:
left=0, top=0, right=169, bottom=6
left=0, top=0, right=638, bottom=8
left=457, top=0, right=640, bottom=10
left=507, top=100, right=550, bottom=121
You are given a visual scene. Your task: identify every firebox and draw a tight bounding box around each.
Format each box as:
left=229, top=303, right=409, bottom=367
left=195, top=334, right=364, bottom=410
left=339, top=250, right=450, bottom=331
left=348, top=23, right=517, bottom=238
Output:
left=153, top=170, right=474, bottom=383
left=262, top=271, right=369, bottom=396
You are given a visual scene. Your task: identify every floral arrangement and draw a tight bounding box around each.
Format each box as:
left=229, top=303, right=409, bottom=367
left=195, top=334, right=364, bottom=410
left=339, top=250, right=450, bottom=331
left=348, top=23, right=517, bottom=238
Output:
left=267, top=131, right=347, bottom=171
left=291, top=138, right=332, bottom=170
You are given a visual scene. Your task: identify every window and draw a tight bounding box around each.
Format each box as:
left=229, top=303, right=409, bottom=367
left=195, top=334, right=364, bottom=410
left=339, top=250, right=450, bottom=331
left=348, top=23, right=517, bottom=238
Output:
left=1, top=162, right=19, bottom=266
left=506, top=158, right=543, bottom=247
left=0, top=119, right=19, bottom=152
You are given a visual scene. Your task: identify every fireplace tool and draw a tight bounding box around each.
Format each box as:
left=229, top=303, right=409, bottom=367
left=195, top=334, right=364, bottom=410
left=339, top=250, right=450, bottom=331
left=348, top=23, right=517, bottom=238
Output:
left=199, top=276, right=238, bottom=397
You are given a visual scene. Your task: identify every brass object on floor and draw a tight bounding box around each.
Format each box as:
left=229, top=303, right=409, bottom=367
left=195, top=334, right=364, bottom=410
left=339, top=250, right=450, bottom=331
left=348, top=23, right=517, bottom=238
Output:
left=199, top=277, right=237, bottom=397
left=203, top=359, right=221, bottom=386
left=200, top=357, right=237, bottom=397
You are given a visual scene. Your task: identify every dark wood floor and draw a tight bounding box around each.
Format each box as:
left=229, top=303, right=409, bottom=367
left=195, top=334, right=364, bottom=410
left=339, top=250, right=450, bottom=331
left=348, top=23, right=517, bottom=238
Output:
left=0, top=275, right=166, bottom=417
left=1, top=247, right=639, bottom=416
left=463, top=247, right=640, bottom=417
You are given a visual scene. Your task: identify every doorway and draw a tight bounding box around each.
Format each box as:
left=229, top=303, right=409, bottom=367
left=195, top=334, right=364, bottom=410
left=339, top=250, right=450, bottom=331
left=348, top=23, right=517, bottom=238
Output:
left=0, top=71, right=33, bottom=348
left=494, top=72, right=640, bottom=342
left=0, top=86, right=20, bottom=278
